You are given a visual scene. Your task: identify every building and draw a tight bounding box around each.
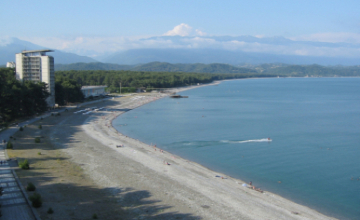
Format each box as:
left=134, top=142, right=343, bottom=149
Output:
left=15, top=50, right=55, bottom=107
left=6, top=62, right=15, bottom=68
left=81, top=86, right=108, bottom=98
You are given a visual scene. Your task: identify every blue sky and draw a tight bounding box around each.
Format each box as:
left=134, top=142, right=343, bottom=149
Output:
left=1, top=0, right=360, bottom=58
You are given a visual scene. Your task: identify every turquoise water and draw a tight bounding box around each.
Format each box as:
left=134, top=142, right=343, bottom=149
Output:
left=113, top=78, right=360, bottom=220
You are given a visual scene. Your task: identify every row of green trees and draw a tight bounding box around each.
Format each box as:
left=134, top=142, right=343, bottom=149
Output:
left=0, top=68, right=84, bottom=124
left=55, top=70, right=267, bottom=93
left=1, top=68, right=264, bottom=124
left=55, top=79, right=84, bottom=106
left=0, top=68, right=49, bottom=124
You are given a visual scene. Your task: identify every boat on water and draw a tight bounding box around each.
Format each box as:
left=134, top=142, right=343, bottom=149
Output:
left=170, top=95, right=188, bottom=98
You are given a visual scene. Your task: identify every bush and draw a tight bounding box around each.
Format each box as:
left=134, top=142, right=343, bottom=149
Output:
left=29, top=193, right=42, bottom=208
left=34, top=137, right=40, bottom=143
left=38, top=152, right=41, bottom=155
left=19, top=159, right=30, bottom=169
left=47, top=207, right=54, bottom=214
left=57, top=113, right=61, bottom=116
left=6, top=141, right=13, bottom=149
left=26, top=182, right=36, bottom=191
left=92, top=214, right=98, bottom=219
left=19, top=126, right=23, bottom=131
left=38, top=125, right=42, bottom=129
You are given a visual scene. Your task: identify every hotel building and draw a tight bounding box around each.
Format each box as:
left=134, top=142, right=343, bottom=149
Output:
left=15, top=50, right=55, bottom=107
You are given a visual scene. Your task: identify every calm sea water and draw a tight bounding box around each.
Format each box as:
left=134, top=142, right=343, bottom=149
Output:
left=113, top=78, right=360, bottom=220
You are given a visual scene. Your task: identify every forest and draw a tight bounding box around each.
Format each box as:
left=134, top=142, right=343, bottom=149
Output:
left=1, top=68, right=268, bottom=125
left=0, top=68, right=49, bottom=125
left=54, top=70, right=271, bottom=93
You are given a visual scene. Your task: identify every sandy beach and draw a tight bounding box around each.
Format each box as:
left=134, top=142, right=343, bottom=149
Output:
left=9, top=82, right=337, bottom=219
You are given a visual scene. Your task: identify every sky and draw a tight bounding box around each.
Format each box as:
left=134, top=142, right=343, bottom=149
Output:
left=1, top=0, right=360, bottom=58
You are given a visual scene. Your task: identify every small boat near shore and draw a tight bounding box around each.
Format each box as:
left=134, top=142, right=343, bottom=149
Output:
left=170, top=95, right=188, bottom=98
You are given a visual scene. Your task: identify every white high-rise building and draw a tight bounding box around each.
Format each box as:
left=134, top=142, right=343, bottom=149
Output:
left=15, top=50, right=55, bottom=107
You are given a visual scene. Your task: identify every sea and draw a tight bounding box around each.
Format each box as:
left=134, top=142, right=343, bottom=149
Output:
left=113, top=78, right=360, bottom=220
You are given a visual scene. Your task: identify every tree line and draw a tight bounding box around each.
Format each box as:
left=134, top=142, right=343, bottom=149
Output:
left=0, top=68, right=84, bottom=125
left=0, top=68, right=49, bottom=124
left=55, top=70, right=269, bottom=93
left=1, top=68, right=268, bottom=125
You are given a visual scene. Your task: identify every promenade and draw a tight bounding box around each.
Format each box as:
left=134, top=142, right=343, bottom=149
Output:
left=0, top=96, right=116, bottom=220
left=0, top=140, right=36, bottom=220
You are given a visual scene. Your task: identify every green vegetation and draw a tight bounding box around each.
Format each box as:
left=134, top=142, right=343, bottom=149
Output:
left=29, top=193, right=42, bottom=208
left=54, top=61, right=360, bottom=77
left=19, top=126, right=23, bottom=131
left=260, top=64, right=360, bottom=77
left=6, top=141, right=13, bottom=149
left=92, top=213, right=98, bottom=219
left=0, top=68, right=49, bottom=125
left=26, top=182, right=36, bottom=191
left=55, top=70, right=267, bottom=93
left=55, top=79, right=84, bottom=105
left=34, top=137, right=41, bottom=143
left=38, top=125, right=42, bottom=129
left=19, top=159, right=30, bottom=169
left=38, top=152, right=41, bottom=155
left=47, top=207, right=54, bottom=214
left=54, top=62, right=256, bottom=73
left=131, top=62, right=256, bottom=73
left=55, top=62, right=133, bottom=71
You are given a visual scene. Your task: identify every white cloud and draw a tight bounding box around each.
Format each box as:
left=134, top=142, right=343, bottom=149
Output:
left=164, top=23, right=193, bottom=36
left=195, top=29, right=207, bottom=36
left=291, top=32, right=360, bottom=44
left=163, top=23, right=207, bottom=37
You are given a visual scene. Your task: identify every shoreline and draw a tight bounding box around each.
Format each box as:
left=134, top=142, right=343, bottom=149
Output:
left=77, top=80, right=337, bottom=219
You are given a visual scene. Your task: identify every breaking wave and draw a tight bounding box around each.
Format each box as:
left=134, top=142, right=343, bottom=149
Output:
left=169, top=138, right=272, bottom=149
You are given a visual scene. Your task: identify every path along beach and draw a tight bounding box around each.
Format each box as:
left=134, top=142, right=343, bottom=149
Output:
left=10, top=81, right=338, bottom=219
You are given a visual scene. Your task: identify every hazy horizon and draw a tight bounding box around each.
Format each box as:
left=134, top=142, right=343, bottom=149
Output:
left=1, top=0, right=360, bottom=62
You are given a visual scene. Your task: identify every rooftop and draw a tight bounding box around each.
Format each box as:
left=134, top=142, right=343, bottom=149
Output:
left=21, top=50, right=54, bottom=56
left=21, top=49, right=54, bottom=54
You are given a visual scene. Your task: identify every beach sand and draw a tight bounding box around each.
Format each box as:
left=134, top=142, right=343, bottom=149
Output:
left=10, top=83, right=337, bottom=219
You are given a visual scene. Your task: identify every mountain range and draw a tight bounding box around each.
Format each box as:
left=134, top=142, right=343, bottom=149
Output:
left=55, top=62, right=256, bottom=74
left=102, top=48, right=360, bottom=66
left=54, top=61, right=360, bottom=77
left=0, top=38, right=96, bottom=64
left=1, top=36, right=360, bottom=66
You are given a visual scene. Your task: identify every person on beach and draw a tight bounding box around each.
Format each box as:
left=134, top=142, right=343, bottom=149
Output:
left=249, top=181, right=252, bottom=185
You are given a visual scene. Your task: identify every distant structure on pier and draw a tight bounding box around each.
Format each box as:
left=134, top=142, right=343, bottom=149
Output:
left=15, top=49, right=55, bottom=107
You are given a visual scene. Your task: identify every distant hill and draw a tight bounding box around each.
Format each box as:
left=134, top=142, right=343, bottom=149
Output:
left=55, top=61, right=257, bottom=74
left=55, top=62, right=134, bottom=71
left=263, top=64, right=360, bottom=77
left=131, top=62, right=256, bottom=73
left=102, top=48, right=360, bottom=66
left=0, top=37, right=97, bottom=65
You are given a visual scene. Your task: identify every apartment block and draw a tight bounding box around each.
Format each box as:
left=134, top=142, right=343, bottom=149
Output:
left=15, top=50, right=55, bottom=107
